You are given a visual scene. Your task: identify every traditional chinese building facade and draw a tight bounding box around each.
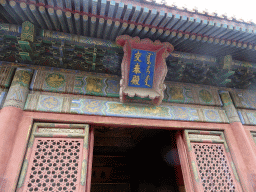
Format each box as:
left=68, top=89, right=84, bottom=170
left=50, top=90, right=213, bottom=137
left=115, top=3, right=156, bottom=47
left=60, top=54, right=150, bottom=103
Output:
left=1, top=0, right=256, bottom=191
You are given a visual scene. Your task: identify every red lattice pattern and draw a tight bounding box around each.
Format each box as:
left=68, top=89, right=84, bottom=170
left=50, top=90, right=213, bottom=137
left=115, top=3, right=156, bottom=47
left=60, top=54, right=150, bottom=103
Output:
left=24, top=138, right=83, bottom=192
left=192, top=143, right=236, bottom=192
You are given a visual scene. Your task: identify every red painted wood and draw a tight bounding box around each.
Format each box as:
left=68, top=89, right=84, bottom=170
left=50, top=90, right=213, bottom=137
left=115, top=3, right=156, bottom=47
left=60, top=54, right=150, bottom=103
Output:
left=224, top=127, right=252, bottom=192
left=86, top=127, right=94, bottom=192
left=116, top=35, right=173, bottom=105
left=0, top=107, right=23, bottom=177
left=24, top=111, right=231, bottom=130
left=176, top=132, right=195, bottom=192
left=19, top=138, right=85, bottom=192
left=230, top=122, right=256, bottom=191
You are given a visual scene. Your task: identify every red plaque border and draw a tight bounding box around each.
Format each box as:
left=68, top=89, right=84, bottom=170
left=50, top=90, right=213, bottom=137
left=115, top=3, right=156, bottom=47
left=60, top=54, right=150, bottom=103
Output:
left=116, top=35, right=174, bottom=105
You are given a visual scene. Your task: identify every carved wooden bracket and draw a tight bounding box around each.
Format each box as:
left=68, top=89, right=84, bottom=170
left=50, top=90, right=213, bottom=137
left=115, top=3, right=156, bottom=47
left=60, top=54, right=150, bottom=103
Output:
left=116, top=35, right=174, bottom=105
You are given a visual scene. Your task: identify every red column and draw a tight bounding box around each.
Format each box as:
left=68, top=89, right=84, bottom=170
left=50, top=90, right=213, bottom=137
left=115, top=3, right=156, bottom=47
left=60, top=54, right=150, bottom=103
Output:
left=230, top=122, right=256, bottom=190
left=0, top=68, right=33, bottom=189
left=0, top=107, right=23, bottom=178
left=220, top=91, right=256, bottom=191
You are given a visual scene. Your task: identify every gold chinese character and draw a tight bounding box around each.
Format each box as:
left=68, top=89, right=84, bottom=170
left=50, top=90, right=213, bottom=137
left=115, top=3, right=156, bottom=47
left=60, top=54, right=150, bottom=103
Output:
left=131, top=75, right=140, bottom=85
left=134, top=51, right=142, bottom=62
left=146, top=65, right=150, bottom=74
left=147, top=53, right=153, bottom=65
left=145, top=75, right=151, bottom=87
left=133, top=63, right=141, bottom=74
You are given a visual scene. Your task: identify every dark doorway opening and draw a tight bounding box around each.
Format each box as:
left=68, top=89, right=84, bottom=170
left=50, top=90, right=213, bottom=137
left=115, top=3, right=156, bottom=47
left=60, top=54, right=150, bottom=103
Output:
left=91, top=126, right=184, bottom=192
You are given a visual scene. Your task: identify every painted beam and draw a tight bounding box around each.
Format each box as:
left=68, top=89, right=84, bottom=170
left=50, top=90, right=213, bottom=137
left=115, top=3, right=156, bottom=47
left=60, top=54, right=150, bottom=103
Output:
left=56, top=0, right=64, bottom=9
left=92, top=0, right=98, bottom=15
left=83, top=15, right=89, bottom=36
left=151, top=10, right=165, bottom=27
left=158, top=12, right=172, bottom=28
left=48, top=8, right=59, bottom=31
left=110, top=21, right=120, bottom=41
left=0, top=0, right=22, bottom=24
left=83, top=0, right=90, bottom=13
left=108, top=1, right=117, bottom=18
left=138, top=7, right=150, bottom=24
left=103, top=19, right=113, bottom=39
left=144, top=9, right=157, bottom=25
left=138, top=26, right=149, bottom=38
left=20, top=2, right=40, bottom=27
left=115, top=2, right=124, bottom=19
left=74, top=0, right=81, bottom=12
left=90, top=16, right=97, bottom=38
left=74, top=13, right=81, bottom=35
left=132, top=25, right=143, bottom=36
left=130, top=6, right=142, bottom=22
left=117, top=22, right=128, bottom=36
left=153, top=28, right=163, bottom=40
left=123, top=4, right=133, bottom=21
left=39, top=6, right=53, bottom=30
left=97, top=18, right=105, bottom=38
left=65, top=0, right=72, bottom=10
left=165, top=14, right=180, bottom=29
left=66, top=11, right=74, bottom=34
left=29, top=4, right=47, bottom=29
left=9, top=1, right=28, bottom=22
left=56, top=10, right=68, bottom=33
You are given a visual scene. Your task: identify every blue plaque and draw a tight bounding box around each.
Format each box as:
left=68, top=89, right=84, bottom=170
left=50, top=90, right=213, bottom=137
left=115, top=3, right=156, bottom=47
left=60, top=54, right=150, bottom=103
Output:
left=128, top=49, right=156, bottom=88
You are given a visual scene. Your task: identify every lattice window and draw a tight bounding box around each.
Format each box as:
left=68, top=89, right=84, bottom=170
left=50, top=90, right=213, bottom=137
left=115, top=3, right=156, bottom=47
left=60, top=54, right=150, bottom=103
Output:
left=17, top=123, right=89, bottom=192
left=25, top=138, right=83, bottom=192
left=183, top=130, right=242, bottom=192
left=192, top=143, right=235, bottom=191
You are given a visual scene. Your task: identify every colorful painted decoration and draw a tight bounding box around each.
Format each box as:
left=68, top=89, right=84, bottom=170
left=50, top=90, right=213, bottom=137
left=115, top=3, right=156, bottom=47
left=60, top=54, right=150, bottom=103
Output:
left=45, top=73, right=65, bottom=89
left=116, top=35, right=174, bottom=105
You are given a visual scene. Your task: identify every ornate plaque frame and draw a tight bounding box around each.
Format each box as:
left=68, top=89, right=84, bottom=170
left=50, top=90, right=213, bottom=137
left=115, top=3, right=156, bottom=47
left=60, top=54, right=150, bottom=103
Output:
left=116, top=35, right=174, bottom=105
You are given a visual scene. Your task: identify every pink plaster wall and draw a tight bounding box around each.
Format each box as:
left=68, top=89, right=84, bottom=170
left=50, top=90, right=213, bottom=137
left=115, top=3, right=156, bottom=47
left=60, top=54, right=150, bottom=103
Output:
left=0, top=107, right=23, bottom=177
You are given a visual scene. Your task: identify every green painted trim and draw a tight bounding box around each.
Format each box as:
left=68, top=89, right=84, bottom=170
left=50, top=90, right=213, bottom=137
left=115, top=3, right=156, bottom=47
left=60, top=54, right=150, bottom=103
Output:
left=3, top=67, right=15, bottom=88
left=220, top=132, right=230, bottom=152
left=192, top=161, right=200, bottom=182
left=189, top=139, right=223, bottom=143
left=211, top=140, right=224, bottom=143
left=187, top=130, right=201, bottom=134
left=33, top=133, right=54, bottom=137
left=28, top=135, right=35, bottom=148
left=80, top=159, right=87, bottom=186
left=66, top=134, right=85, bottom=138
left=209, top=131, right=223, bottom=135
left=184, top=130, right=192, bottom=152
left=83, top=127, right=89, bottom=149
left=106, top=93, right=120, bottom=97
left=231, top=161, right=240, bottom=182
left=127, top=96, right=152, bottom=101
left=223, top=141, right=229, bottom=152
left=17, top=160, right=28, bottom=188
left=69, top=124, right=89, bottom=128
left=18, top=40, right=32, bottom=52
left=190, top=138, right=203, bottom=142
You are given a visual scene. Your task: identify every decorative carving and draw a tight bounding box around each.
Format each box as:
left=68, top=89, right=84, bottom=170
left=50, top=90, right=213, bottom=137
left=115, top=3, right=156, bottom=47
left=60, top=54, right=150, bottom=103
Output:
left=21, top=21, right=35, bottom=42
left=199, top=89, right=212, bottom=103
left=189, top=134, right=220, bottom=140
left=3, top=68, right=33, bottom=109
left=45, top=73, right=65, bottom=89
left=116, top=35, right=174, bottom=105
